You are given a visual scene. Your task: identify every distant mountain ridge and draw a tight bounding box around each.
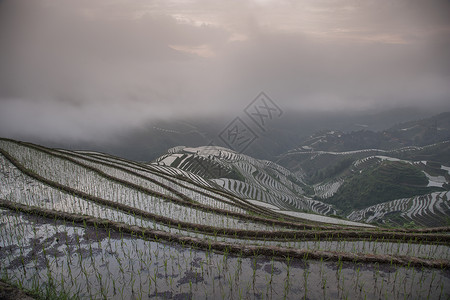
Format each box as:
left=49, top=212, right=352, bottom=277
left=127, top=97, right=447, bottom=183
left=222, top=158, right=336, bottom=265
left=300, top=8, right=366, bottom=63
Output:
left=289, top=112, right=450, bottom=153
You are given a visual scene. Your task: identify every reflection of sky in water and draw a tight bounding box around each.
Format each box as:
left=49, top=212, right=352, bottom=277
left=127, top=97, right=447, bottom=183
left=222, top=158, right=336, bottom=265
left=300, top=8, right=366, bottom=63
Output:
left=1, top=210, right=449, bottom=300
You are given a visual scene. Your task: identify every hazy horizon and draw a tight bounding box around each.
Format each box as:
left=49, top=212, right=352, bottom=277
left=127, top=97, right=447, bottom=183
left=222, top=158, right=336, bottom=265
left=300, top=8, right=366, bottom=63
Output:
left=1, top=0, right=449, bottom=145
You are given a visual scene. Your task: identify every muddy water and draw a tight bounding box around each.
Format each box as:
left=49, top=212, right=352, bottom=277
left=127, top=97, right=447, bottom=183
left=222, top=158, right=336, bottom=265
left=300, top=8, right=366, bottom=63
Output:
left=1, top=209, right=449, bottom=300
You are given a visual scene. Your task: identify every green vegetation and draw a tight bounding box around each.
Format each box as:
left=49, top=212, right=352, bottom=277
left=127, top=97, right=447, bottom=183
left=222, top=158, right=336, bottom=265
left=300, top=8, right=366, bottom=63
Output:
left=229, top=165, right=246, bottom=182
left=301, top=184, right=314, bottom=196
left=327, top=161, right=441, bottom=212
left=309, top=157, right=353, bottom=184
left=396, top=142, right=450, bottom=165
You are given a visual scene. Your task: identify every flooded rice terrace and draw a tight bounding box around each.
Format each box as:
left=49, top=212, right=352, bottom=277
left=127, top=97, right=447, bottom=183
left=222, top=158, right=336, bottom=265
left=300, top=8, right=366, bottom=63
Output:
left=0, top=209, right=449, bottom=300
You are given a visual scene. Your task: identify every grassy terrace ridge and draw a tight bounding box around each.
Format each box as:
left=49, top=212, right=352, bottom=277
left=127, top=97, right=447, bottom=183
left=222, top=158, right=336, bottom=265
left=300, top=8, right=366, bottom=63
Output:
left=0, top=140, right=328, bottom=230
left=41, top=148, right=450, bottom=232
left=9, top=138, right=289, bottom=220
left=0, top=138, right=376, bottom=230
left=0, top=152, right=449, bottom=242
left=2, top=138, right=449, bottom=234
left=160, top=146, right=325, bottom=214
left=52, top=146, right=277, bottom=218
left=65, top=147, right=252, bottom=204
left=4, top=150, right=447, bottom=241
left=1, top=199, right=449, bottom=269
left=0, top=152, right=303, bottom=238
left=71, top=149, right=310, bottom=221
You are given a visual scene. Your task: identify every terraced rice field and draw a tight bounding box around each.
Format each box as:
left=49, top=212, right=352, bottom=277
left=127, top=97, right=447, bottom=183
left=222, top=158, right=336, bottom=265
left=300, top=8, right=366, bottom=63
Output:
left=348, top=191, right=450, bottom=227
left=155, top=146, right=335, bottom=215
left=0, top=138, right=449, bottom=299
left=313, top=179, right=344, bottom=199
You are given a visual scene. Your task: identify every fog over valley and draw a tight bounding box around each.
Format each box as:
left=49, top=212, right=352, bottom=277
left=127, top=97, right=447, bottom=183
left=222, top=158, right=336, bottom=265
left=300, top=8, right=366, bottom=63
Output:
left=0, top=0, right=449, bottom=159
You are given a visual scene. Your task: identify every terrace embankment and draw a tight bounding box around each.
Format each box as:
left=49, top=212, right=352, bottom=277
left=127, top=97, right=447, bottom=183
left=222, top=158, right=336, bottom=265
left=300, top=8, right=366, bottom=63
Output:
left=1, top=199, right=449, bottom=269
left=2, top=139, right=450, bottom=236
left=0, top=280, right=35, bottom=300
left=1, top=140, right=349, bottom=231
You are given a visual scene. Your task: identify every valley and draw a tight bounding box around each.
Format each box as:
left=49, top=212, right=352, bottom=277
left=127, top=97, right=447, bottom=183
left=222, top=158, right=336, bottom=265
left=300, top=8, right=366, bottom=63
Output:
left=0, top=113, right=449, bottom=299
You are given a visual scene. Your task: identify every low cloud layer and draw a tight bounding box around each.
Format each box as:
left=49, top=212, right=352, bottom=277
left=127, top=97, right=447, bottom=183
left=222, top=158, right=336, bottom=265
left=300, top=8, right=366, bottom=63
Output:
left=1, top=0, right=449, bottom=142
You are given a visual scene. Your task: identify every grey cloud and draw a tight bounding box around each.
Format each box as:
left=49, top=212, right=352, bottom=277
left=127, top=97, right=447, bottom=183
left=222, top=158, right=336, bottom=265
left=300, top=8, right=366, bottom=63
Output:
left=0, top=0, right=449, bottom=142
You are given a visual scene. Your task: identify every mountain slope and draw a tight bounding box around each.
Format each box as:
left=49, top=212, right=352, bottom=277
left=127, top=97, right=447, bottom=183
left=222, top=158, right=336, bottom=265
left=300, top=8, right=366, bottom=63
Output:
left=348, top=191, right=450, bottom=227
left=152, top=145, right=337, bottom=215
left=326, top=160, right=443, bottom=212
left=286, top=112, right=450, bottom=154
left=274, top=113, right=450, bottom=226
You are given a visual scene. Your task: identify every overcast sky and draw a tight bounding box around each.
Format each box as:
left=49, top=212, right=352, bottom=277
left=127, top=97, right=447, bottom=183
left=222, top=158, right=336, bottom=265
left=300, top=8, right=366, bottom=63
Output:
left=1, top=0, right=449, bottom=142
